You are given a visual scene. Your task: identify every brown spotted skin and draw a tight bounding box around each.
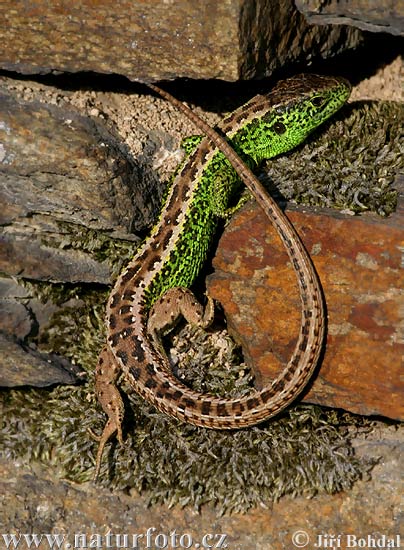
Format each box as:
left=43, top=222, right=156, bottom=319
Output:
left=92, top=74, right=351, bottom=478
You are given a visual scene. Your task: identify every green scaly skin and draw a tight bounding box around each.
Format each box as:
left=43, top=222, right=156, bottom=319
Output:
left=93, top=74, right=351, bottom=478
left=145, top=80, right=350, bottom=305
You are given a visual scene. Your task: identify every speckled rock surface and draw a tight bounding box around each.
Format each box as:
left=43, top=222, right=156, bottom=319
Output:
left=0, top=0, right=362, bottom=81
left=0, top=88, right=144, bottom=285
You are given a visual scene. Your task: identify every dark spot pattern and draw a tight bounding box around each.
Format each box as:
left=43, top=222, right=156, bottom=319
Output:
left=299, top=335, right=309, bottom=352
left=146, top=363, right=155, bottom=376
left=131, top=336, right=145, bottom=362
left=108, top=332, right=121, bottom=347
left=291, top=355, right=300, bottom=367
left=216, top=403, right=227, bottom=417
left=260, top=389, right=275, bottom=402
left=109, top=314, right=116, bottom=329
left=121, top=266, right=140, bottom=284
left=110, top=293, right=120, bottom=307
left=201, top=401, right=211, bottom=416
left=162, top=229, right=173, bottom=248
left=116, top=350, right=128, bottom=365
left=145, top=377, right=158, bottom=389
left=271, top=379, right=285, bottom=393
left=232, top=401, right=245, bottom=413
left=246, top=397, right=260, bottom=410
left=130, top=366, right=142, bottom=380
left=283, top=368, right=296, bottom=383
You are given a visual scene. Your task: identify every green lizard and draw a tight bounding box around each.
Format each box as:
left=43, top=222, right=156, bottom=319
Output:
left=92, top=74, right=351, bottom=478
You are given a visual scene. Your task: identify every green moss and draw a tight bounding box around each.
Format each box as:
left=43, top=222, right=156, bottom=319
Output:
left=0, top=313, right=372, bottom=513
left=1, top=384, right=371, bottom=513
left=265, top=101, right=403, bottom=216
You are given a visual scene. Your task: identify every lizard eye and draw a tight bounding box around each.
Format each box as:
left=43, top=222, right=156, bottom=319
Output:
left=312, top=96, right=324, bottom=107
left=272, top=121, right=286, bottom=134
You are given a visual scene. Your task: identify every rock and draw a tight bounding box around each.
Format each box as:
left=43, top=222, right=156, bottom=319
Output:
left=295, top=0, right=404, bottom=36
left=0, top=0, right=362, bottom=81
left=0, top=275, right=60, bottom=337
left=0, top=282, right=33, bottom=340
left=0, top=88, right=142, bottom=284
left=208, top=196, right=404, bottom=421
left=0, top=277, right=83, bottom=387
left=0, top=332, right=80, bottom=387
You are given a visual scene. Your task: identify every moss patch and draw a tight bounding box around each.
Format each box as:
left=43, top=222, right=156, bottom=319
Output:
left=1, top=298, right=372, bottom=514
left=265, top=101, right=403, bottom=217
left=1, top=384, right=370, bottom=513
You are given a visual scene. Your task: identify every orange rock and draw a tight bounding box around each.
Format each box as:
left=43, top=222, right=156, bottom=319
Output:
left=208, top=200, right=404, bottom=420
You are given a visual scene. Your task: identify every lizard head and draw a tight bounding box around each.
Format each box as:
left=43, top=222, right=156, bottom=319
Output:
left=224, top=74, right=351, bottom=164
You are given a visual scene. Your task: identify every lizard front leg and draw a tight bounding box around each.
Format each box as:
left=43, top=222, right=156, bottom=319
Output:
left=147, top=287, right=215, bottom=349
left=90, top=345, right=124, bottom=480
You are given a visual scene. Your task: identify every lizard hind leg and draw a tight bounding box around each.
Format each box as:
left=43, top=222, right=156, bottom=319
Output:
left=90, top=345, right=124, bottom=480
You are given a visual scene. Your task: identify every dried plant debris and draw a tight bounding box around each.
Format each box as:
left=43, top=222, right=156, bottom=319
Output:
left=265, top=101, right=403, bottom=217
